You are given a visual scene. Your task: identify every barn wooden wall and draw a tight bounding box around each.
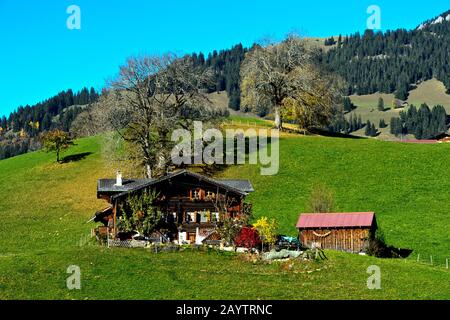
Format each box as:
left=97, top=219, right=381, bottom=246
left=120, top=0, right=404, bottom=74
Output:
left=299, top=228, right=371, bottom=253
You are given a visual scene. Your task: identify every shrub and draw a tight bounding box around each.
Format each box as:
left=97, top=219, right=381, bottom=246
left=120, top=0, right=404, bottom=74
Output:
left=252, top=217, right=278, bottom=250
left=234, top=227, right=261, bottom=249
left=367, top=228, right=412, bottom=258
left=117, top=190, right=162, bottom=236
left=307, top=183, right=334, bottom=213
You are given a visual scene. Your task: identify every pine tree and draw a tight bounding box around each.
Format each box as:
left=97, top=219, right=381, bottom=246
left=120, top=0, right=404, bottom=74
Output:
left=352, top=115, right=358, bottom=132
left=1, top=115, right=7, bottom=130
left=365, top=120, right=371, bottom=136
left=357, top=115, right=362, bottom=129
left=371, top=123, right=377, bottom=136
left=343, top=97, right=353, bottom=112
left=395, top=82, right=409, bottom=101
left=348, top=114, right=354, bottom=131
left=377, top=97, right=385, bottom=111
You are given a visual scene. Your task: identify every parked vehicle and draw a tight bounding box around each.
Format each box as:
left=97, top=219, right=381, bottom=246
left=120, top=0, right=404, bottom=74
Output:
left=274, top=235, right=301, bottom=251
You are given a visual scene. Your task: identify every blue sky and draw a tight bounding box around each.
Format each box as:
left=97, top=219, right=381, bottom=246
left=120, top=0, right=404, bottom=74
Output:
left=0, top=0, right=449, bottom=117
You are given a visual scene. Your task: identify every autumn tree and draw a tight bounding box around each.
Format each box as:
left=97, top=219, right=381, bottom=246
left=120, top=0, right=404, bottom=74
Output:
left=105, top=54, right=222, bottom=178
left=41, top=129, right=74, bottom=162
left=283, top=65, right=343, bottom=131
left=240, top=35, right=342, bottom=130
left=252, top=216, right=278, bottom=251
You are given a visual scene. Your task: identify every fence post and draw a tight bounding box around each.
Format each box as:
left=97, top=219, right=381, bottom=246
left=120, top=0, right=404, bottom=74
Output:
left=446, top=258, right=448, bottom=269
left=430, top=255, right=433, bottom=265
left=417, top=253, right=420, bottom=262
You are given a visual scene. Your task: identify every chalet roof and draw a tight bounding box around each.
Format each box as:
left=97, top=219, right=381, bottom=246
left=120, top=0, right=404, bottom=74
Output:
left=97, top=178, right=154, bottom=193
left=296, top=212, right=375, bottom=229
left=217, top=179, right=254, bottom=193
left=98, top=170, right=254, bottom=200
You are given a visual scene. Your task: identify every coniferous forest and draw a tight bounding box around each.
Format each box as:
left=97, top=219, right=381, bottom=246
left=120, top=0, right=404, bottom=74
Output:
left=324, top=10, right=450, bottom=99
left=191, top=43, right=247, bottom=110
left=0, top=88, right=99, bottom=160
left=390, top=104, right=447, bottom=139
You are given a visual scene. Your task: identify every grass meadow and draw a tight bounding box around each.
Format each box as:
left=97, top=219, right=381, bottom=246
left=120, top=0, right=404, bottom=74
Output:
left=0, top=130, right=449, bottom=299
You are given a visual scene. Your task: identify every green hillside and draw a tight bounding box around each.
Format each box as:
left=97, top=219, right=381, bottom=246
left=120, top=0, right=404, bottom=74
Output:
left=0, top=133, right=449, bottom=299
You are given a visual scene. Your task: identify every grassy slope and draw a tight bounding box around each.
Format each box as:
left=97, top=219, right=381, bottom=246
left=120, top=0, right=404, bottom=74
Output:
left=348, top=79, right=450, bottom=139
left=350, top=79, right=450, bottom=111
left=220, top=135, right=450, bottom=260
left=0, top=134, right=449, bottom=299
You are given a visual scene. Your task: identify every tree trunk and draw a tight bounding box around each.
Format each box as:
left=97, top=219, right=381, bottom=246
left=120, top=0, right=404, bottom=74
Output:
left=145, top=164, right=152, bottom=179
left=274, top=106, right=283, bottom=130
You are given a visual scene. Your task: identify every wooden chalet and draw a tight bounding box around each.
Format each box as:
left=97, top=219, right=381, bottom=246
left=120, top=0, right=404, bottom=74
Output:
left=93, top=170, right=254, bottom=245
left=296, top=212, right=377, bottom=253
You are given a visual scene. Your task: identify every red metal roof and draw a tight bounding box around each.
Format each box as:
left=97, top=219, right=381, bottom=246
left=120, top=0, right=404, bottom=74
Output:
left=296, top=212, right=375, bottom=229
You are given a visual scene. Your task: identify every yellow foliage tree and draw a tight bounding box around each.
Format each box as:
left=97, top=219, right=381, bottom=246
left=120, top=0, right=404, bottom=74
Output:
left=42, top=129, right=74, bottom=162
left=19, top=128, right=26, bottom=138
left=253, top=216, right=278, bottom=250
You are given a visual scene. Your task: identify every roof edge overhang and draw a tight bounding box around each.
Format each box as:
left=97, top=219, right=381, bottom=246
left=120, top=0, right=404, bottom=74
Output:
left=110, top=170, right=249, bottom=201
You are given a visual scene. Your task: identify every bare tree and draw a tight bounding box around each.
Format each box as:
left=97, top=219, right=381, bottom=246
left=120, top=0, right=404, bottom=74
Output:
left=307, top=183, right=334, bottom=213
left=70, top=103, right=106, bottom=138
left=240, top=35, right=341, bottom=130
left=105, top=53, right=218, bottom=178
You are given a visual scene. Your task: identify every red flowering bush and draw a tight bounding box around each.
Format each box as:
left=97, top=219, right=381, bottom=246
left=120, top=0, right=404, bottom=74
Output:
left=234, top=227, right=261, bottom=249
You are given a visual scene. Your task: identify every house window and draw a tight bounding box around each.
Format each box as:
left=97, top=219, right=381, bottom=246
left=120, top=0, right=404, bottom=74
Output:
left=200, top=211, right=208, bottom=223
left=186, top=212, right=197, bottom=223
left=190, top=188, right=206, bottom=200
left=193, top=190, right=199, bottom=200
left=205, top=191, right=215, bottom=200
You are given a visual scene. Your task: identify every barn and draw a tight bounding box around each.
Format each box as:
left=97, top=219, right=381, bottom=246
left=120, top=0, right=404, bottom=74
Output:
left=296, top=212, right=377, bottom=253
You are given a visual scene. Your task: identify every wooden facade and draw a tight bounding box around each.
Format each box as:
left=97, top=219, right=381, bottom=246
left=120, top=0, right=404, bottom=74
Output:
left=296, top=212, right=377, bottom=253
left=93, top=170, right=253, bottom=245
left=299, top=228, right=371, bottom=253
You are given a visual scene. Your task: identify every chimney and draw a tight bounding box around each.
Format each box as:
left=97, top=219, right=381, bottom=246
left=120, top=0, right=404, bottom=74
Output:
left=115, top=171, right=122, bottom=187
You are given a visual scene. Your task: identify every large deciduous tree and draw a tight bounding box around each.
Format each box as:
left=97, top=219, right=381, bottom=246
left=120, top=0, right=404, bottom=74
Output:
left=105, top=54, right=220, bottom=178
left=240, top=35, right=342, bottom=130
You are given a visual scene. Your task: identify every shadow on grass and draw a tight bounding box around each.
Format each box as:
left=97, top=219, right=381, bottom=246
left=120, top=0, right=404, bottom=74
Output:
left=368, top=238, right=414, bottom=258
left=307, top=128, right=367, bottom=139
left=60, top=152, right=93, bottom=163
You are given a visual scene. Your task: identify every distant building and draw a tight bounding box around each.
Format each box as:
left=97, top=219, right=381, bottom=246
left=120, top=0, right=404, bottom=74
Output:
left=296, top=212, right=377, bottom=253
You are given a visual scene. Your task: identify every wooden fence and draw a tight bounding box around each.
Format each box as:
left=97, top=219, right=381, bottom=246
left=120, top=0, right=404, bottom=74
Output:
left=414, top=253, right=449, bottom=270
